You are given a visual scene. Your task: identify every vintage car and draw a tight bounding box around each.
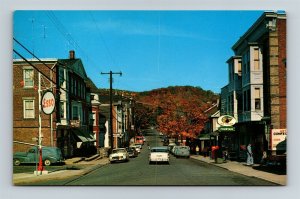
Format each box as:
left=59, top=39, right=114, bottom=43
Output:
left=173, top=146, right=190, bottom=158
left=130, top=145, right=141, bottom=153
left=13, top=146, right=64, bottom=166
left=109, top=148, right=129, bottom=163
left=127, top=147, right=138, bottom=158
left=149, top=146, right=170, bottom=164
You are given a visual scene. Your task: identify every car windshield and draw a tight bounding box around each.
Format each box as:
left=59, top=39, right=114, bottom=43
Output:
left=151, top=148, right=168, bottom=153
left=112, top=149, right=126, bottom=153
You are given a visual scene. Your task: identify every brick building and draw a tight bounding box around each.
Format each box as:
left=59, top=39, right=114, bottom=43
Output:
left=13, top=51, right=96, bottom=158
left=13, top=58, right=58, bottom=153
left=220, top=11, right=286, bottom=162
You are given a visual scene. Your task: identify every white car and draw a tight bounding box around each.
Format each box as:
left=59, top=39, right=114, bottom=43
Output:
left=149, top=146, right=170, bottom=164
left=109, top=148, right=129, bottom=163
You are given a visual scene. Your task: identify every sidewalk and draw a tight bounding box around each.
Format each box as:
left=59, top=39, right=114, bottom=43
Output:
left=13, top=154, right=110, bottom=185
left=190, top=155, right=286, bottom=185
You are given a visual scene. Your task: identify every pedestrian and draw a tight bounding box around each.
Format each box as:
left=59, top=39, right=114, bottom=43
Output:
left=195, top=145, right=199, bottom=155
left=246, top=143, right=254, bottom=165
left=261, top=151, right=267, bottom=165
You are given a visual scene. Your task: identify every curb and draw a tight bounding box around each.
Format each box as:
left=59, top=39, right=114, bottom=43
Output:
left=13, top=157, right=110, bottom=185
left=190, top=155, right=286, bottom=185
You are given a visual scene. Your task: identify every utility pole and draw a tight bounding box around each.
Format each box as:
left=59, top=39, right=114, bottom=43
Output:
left=101, top=71, right=122, bottom=153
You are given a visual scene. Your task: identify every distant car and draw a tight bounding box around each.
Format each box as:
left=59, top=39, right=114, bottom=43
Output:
left=130, top=145, right=141, bottom=153
left=171, top=145, right=179, bottom=155
left=135, top=136, right=144, bottom=145
left=149, top=146, right=170, bottom=164
left=168, top=143, right=177, bottom=153
left=127, top=147, right=138, bottom=158
left=13, top=146, right=64, bottom=166
left=173, top=146, right=190, bottom=158
left=109, top=148, right=129, bottom=163
left=134, top=143, right=143, bottom=150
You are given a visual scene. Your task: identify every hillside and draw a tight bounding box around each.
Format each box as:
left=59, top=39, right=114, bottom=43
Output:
left=134, top=86, right=219, bottom=138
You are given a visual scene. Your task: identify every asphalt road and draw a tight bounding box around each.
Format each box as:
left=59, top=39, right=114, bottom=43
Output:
left=27, top=130, right=277, bottom=186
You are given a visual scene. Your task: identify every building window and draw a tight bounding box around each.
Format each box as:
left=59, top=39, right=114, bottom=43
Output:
left=253, top=47, right=260, bottom=70
left=60, top=101, right=65, bottom=119
left=254, top=88, right=261, bottom=110
left=72, top=105, right=79, bottom=120
left=92, top=112, right=96, bottom=126
left=23, top=99, right=35, bottom=118
left=23, top=69, right=34, bottom=88
left=238, top=60, right=242, bottom=76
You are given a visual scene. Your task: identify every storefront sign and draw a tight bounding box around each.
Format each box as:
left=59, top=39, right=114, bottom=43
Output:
left=218, top=126, right=235, bottom=132
left=217, top=115, right=236, bottom=126
left=271, top=129, right=287, bottom=151
left=41, top=91, right=55, bottom=115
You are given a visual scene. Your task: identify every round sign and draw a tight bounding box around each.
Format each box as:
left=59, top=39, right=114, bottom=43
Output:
left=41, top=91, right=55, bottom=115
left=217, top=115, right=236, bottom=126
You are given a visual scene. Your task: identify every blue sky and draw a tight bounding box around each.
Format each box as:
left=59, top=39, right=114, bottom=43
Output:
left=13, top=10, right=263, bottom=93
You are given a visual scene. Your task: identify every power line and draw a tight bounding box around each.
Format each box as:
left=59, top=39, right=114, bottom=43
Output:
left=45, top=11, right=98, bottom=69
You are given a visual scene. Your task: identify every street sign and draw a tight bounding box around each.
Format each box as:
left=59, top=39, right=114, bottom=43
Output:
left=41, top=91, right=55, bottom=115
left=217, top=115, right=236, bottom=126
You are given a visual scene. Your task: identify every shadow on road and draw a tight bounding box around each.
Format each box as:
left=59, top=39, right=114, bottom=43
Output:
left=252, top=165, right=286, bottom=175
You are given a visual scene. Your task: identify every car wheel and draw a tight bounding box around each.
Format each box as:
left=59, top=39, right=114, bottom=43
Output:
left=44, top=159, right=51, bottom=166
left=14, top=159, right=21, bottom=166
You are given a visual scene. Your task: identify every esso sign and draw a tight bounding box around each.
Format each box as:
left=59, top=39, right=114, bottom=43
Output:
left=41, top=91, right=55, bottom=115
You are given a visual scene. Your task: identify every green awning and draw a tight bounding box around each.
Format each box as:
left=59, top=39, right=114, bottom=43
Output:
left=72, top=129, right=89, bottom=142
left=72, top=129, right=96, bottom=142
left=198, top=133, right=211, bottom=140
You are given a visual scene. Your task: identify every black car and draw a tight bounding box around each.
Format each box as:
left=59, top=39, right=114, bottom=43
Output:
left=127, top=147, right=138, bottom=158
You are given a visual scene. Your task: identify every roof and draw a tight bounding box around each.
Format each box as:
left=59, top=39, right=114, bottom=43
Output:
left=58, top=58, right=88, bottom=80
left=232, top=11, right=286, bottom=52
left=86, top=77, right=98, bottom=92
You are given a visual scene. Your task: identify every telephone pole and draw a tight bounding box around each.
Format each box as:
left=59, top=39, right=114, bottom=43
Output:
left=101, top=71, right=122, bottom=153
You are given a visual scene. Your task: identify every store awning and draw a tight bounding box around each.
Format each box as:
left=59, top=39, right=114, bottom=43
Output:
left=72, top=129, right=96, bottom=142
left=198, top=133, right=211, bottom=140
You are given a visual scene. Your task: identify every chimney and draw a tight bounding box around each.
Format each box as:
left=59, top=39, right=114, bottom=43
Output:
left=69, top=50, right=75, bottom=59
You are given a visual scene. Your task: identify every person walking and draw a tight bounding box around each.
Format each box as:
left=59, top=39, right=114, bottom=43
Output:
left=246, top=143, right=254, bottom=165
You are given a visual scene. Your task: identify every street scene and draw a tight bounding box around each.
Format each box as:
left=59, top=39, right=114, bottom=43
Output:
left=12, top=10, right=287, bottom=186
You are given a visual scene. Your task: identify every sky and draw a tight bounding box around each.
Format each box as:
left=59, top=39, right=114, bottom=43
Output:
left=13, top=10, right=264, bottom=93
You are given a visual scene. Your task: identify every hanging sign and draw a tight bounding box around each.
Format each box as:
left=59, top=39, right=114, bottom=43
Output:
left=41, top=91, right=55, bottom=115
left=217, top=115, right=236, bottom=126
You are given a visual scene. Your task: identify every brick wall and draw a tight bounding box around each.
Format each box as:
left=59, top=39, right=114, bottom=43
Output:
left=277, top=18, right=287, bottom=129
left=13, top=61, right=58, bottom=153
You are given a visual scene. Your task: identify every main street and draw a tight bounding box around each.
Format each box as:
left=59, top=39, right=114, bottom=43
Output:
left=25, top=129, right=277, bottom=186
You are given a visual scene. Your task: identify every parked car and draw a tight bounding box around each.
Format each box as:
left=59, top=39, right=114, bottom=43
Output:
left=168, top=143, right=177, bottom=153
left=171, top=145, right=179, bottom=155
left=13, top=146, right=64, bottom=166
left=149, top=146, right=170, bottom=164
left=127, top=147, right=138, bottom=158
left=173, top=146, right=190, bottom=158
left=109, top=148, right=129, bottom=163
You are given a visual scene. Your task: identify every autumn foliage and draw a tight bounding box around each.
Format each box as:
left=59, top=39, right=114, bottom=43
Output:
left=135, top=86, right=219, bottom=139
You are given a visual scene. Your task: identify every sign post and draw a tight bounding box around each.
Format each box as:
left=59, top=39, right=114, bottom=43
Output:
left=35, top=73, right=56, bottom=175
